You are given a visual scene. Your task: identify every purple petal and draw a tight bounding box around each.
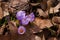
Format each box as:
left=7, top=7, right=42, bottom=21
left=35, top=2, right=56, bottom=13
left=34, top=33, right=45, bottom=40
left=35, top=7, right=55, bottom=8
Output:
left=29, top=12, right=35, bottom=22
left=16, top=11, right=26, bottom=20
left=26, top=15, right=31, bottom=21
left=21, top=17, right=29, bottom=25
left=18, top=26, right=26, bottom=34
left=26, top=12, right=35, bottom=22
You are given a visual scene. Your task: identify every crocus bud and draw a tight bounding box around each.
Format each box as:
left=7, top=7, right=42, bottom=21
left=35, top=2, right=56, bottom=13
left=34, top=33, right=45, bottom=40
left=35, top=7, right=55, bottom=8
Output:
left=18, top=26, right=26, bottom=34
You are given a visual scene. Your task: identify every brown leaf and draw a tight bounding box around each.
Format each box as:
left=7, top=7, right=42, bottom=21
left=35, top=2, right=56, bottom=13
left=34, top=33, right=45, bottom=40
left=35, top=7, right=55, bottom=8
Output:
left=30, top=3, right=40, bottom=6
left=37, top=9, right=48, bottom=18
left=0, top=7, right=3, bottom=19
left=48, top=37, right=57, bottom=40
left=52, top=17, right=60, bottom=24
left=0, top=24, right=6, bottom=35
left=33, top=18, right=53, bottom=29
left=35, top=36, right=41, bottom=40
left=8, top=21, right=17, bottom=33
left=42, top=34, right=45, bottom=40
left=49, top=3, right=60, bottom=13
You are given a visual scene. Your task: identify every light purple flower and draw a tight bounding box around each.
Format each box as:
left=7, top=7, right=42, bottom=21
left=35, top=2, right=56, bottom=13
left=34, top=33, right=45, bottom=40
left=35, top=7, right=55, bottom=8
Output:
left=26, top=12, right=35, bottom=22
left=16, top=11, right=26, bottom=20
left=16, top=11, right=35, bottom=25
left=20, top=12, right=35, bottom=25
left=18, top=26, right=26, bottom=34
left=21, top=17, right=29, bottom=25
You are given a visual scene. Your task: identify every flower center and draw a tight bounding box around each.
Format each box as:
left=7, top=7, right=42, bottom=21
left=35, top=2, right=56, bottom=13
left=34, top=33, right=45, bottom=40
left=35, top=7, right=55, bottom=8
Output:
left=20, top=28, right=24, bottom=33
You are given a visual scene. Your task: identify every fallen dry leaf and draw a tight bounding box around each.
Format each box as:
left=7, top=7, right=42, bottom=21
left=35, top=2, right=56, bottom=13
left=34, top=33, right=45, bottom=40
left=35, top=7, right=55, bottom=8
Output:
left=37, top=9, right=48, bottom=18
left=49, top=3, right=60, bottom=13
left=52, top=16, right=60, bottom=24
left=8, top=21, right=17, bottom=33
left=33, top=18, right=53, bottom=29
left=0, top=7, right=3, bottom=19
left=0, top=24, right=6, bottom=35
left=48, top=37, right=57, bottom=40
left=35, top=36, right=41, bottom=40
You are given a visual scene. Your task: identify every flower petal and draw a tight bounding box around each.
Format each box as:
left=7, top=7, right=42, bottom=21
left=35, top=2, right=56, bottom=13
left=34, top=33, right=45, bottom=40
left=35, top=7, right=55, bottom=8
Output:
left=16, top=11, right=26, bottom=20
left=29, top=12, right=35, bottom=22
left=26, top=12, right=35, bottom=22
left=21, top=17, right=29, bottom=25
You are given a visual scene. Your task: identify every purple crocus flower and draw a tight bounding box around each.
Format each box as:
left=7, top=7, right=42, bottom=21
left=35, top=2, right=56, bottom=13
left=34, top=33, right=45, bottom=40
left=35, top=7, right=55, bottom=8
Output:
left=21, top=17, right=29, bottom=25
left=21, top=12, right=35, bottom=25
left=18, top=26, right=26, bottom=34
left=16, top=11, right=26, bottom=20
left=26, top=12, right=35, bottom=22
left=16, top=11, right=35, bottom=25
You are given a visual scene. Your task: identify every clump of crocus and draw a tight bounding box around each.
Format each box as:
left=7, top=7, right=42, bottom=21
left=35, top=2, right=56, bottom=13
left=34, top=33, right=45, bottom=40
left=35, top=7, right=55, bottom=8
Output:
left=16, top=10, right=35, bottom=25
left=16, top=11, right=35, bottom=34
left=18, top=26, right=26, bottom=34
left=21, top=12, right=35, bottom=25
